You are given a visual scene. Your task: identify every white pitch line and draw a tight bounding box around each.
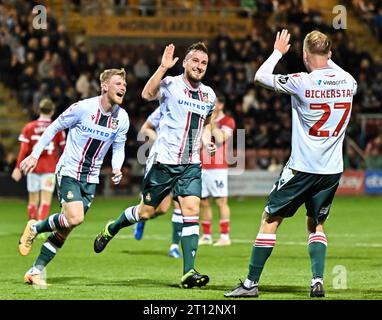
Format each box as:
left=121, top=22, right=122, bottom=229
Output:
left=1, top=231, right=381, bottom=248
left=67, top=233, right=382, bottom=248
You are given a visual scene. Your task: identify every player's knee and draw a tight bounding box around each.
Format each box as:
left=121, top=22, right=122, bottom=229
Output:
left=215, top=197, right=227, bottom=208
left=261, top=212, right=283, bottom=232
left=200, top=198, right=210, bottom=208
left=139, top=206, right=156, bottom=220
left=157, top=202, right=170, bottom=214
left=67, top=215, right=84, bottom=227
left=181, top=204, right=199, bottom=216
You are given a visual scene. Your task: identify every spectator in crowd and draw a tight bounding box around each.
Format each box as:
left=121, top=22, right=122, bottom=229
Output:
left=1, top=0, right=382, bottom=174
left=365, top=129, right=382, bottom=168
left=0, top=141, right=5, bottom=172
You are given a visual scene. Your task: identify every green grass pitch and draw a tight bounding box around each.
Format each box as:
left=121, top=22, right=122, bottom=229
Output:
left=0, top=195, right=381, bottom=300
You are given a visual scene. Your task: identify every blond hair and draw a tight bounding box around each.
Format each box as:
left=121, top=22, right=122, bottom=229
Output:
left=303, top=31, right=331, bottom=55
left=99, top=68, right=126, bottom=92
left=39, top=98, right=55, bottom=114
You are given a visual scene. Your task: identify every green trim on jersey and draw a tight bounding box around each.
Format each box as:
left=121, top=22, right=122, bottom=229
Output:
left=80, top=114, right=109, bottom=181
left=182, top=112, right=201, bottom=162
left=180, top=90, right=202, bottom=163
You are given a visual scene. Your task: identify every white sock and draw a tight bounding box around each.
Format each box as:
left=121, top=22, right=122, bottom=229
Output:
left=28, top=266, right=42, bottom=275
left=220, top=233, right=230, bottom=240
left=311, top=277, right=323, bottom=286
left=124, top=205, right=140, bottom=223
left=244, top=278, right=257, bottom=288
left=170, top=244, right=179, bottom=251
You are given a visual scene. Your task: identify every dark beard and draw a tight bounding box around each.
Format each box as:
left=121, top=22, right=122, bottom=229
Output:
left=185, top=70, right=203, bottom=86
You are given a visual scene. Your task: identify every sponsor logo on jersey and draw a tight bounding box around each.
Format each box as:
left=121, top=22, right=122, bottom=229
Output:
left=91, top=114, right=95, bottom=121
left=111, top=118, right=119, bottom=130
left=277, top=75, right=289, bottom=84
left=178, top=99, right=209, bottom=111
left=318, top=79, right=347, bottom=86
left=80, top=125, right=117, bottom=139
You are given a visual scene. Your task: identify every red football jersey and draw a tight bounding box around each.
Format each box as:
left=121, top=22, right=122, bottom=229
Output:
left=201, top=113, right=236, bottom=169
left=16, top=119, right=66, bottom=173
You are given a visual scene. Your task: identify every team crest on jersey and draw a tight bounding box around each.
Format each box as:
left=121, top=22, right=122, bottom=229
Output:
left=111, top=118, right=119, bottom=129
left=277, top=76, right=289, bottom=84
left=67, top=191, right=74, bottom=199
left=145, top=193, right=151, bottom=201
left=202, top=92, right=209, bottom=103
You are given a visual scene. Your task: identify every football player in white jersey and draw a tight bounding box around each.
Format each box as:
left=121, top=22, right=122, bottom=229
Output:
left=94, top=42, right=217, bottom=289
left=18, top=68, right=129, bottom=287
left=133, top=106, right=184, bottom=259
left=225, top=30, right=357, bottom=298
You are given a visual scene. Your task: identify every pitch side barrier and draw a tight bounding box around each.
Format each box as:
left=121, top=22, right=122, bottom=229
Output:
left=227, top=169, right=382, bottom=196
left=2, top=170, right=382, bottom=198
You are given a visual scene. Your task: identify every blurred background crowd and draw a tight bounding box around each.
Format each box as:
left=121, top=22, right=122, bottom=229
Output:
left=0, top=0, right=381, bottom=178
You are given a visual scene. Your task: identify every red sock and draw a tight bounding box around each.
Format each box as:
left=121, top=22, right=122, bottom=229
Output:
left=201, top=220, right=212, bottom=236
left=220, top=219, right=230, bottom=235
left=38, top=204, right=51, bottom=220
left=27, top=204, right=37, bottom=220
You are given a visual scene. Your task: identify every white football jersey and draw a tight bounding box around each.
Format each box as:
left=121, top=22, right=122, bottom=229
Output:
left=151, top=75, right=216, bottom=165
left=32, top=96, right=129, bottom=183
left=147, top=106, right=161, bottom=130
left=145, top=107, right=161, bottom=163
left=273, top=67, right=357, bottom=174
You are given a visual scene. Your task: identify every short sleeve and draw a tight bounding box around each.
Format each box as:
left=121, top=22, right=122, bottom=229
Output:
left=147, top=107, right=161, bottom=129
left=18, top=125, right=31, bottom=143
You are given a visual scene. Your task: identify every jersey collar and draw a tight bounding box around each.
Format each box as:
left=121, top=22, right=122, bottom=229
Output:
left=99, top=96, right=117, bottom=116
left=181, top=73, right=201, bottom=91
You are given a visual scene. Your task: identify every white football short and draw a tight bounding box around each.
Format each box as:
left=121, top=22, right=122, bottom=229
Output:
left=201, top=168, right=228, bottom=198
left=27, top=173, right=56, bottom=193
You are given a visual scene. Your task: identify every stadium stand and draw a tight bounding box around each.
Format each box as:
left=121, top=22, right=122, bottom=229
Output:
left=346, top=0, right=382, bottom=42
left=0, top=0, right=381, bottom=187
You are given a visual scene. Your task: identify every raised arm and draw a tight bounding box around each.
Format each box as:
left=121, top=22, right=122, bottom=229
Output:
left=141, top=44, right=179, bottom=101
left=254, top=29, right=291, bottom=90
